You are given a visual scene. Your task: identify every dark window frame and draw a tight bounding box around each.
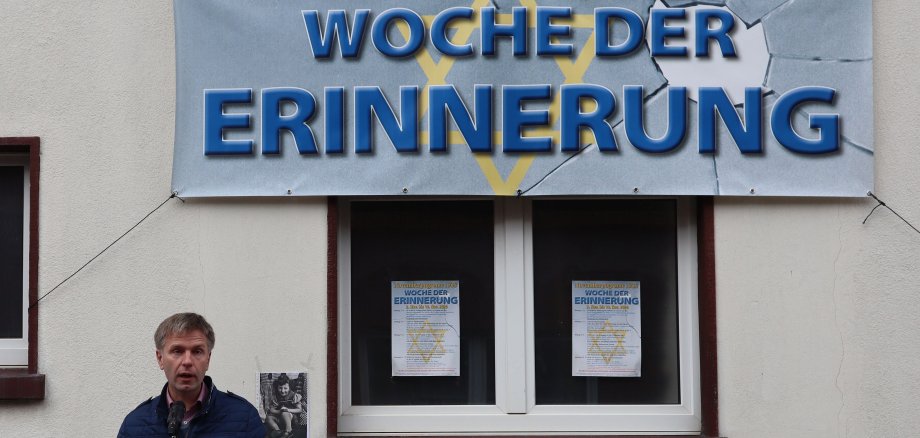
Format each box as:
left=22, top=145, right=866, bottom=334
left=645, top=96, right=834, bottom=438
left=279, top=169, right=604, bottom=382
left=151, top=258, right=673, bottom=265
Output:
left=0, top=137, right=45, bottom=401
left=326, top=196, right=719, bottom=437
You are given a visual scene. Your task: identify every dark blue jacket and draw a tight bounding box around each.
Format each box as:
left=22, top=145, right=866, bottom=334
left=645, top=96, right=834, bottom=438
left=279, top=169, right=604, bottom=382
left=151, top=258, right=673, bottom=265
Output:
left=118, top=376, right=265, bottom=437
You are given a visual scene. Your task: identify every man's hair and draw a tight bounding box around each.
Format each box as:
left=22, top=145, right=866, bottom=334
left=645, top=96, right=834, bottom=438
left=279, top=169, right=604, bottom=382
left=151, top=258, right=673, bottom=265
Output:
left=154, top=312, right=215, bottom=351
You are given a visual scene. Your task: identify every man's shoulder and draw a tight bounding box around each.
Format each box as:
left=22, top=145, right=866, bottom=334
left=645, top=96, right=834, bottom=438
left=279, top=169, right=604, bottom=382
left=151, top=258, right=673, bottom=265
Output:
left=225, top=390, right=255, bottom=404
left=118, top=395, right=164, bottom=436
left=212, top=387, right=260, bottom=412
left=123, top=395, right=159, bottom=419
left=205, top=385, right=266, bottom=435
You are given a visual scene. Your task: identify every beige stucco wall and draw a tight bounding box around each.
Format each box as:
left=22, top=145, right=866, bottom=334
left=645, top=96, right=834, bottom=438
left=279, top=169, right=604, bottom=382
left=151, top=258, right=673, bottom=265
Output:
left=0, top=1, right=917, bottom=437
left=716, top=2, right=920, bottom=435
left=0, top=1, right=329, bottom=436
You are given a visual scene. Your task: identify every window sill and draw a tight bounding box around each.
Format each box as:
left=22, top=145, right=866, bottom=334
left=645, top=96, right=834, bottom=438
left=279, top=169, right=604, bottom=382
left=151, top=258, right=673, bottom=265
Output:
left=335, top=435, right=713, bottom=437
left=0, top=370, right=45, bottom=400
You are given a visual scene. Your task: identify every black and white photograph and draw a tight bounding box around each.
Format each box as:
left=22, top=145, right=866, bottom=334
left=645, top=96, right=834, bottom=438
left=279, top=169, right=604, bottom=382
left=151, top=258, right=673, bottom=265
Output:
left=257, top=372, right=309, bottom=438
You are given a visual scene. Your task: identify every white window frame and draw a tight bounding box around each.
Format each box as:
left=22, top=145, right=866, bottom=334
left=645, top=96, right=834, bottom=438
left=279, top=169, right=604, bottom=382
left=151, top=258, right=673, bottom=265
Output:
left=0, top=156, right=30, bottom=367
left=337, top=198, right=700, bottom=435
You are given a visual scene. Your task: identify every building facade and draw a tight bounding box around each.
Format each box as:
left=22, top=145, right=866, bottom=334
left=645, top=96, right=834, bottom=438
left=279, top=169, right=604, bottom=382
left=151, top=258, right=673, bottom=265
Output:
left=1, top=1, right=919, bottom=437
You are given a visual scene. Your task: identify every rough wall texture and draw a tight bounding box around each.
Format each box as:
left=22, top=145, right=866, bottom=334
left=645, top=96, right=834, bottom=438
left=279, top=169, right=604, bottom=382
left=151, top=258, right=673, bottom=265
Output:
left=0, top=1, right=917, bottom=437
left=716, top=2, right=920, bottom=436
left=0, top=1, right=327, bottom=436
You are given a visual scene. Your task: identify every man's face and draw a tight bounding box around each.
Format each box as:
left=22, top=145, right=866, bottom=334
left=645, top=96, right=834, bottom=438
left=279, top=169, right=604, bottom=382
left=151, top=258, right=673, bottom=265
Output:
left=156, top=330, right=211, bottom=400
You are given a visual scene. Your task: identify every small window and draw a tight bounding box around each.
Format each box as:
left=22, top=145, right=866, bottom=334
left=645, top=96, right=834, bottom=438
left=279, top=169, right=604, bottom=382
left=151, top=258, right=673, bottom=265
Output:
left=348, top=201, right=495, bottom=406
left=532, top=200, right=680, bottom=406
left=0, top=158, right=29, bottom=367
left=337, top=198, right=700, bottom=435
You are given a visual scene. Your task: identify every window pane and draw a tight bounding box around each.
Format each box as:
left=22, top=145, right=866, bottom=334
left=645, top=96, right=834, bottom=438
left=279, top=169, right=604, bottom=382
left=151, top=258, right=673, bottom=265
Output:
left=533, top=200, right=679, bottom=405
left=0, top=166, right=24, bottom=339
left=350, top=201, right=495, bottom=405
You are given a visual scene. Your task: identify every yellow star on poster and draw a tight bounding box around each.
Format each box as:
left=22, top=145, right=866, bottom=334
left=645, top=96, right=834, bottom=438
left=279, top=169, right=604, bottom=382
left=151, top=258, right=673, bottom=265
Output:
left=587, top=320, right=628, bottom=364
left=406, top=320, right=448, bottom=363
left=396, top=0, right=599, bottom=195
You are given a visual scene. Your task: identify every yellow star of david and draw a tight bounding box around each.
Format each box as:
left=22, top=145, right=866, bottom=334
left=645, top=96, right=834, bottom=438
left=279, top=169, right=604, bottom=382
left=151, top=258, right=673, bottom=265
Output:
left=396, top=0, right=599, bottom=195
left=406, top=320, right=449, bottom=363
left=587, top=320, right=628, bottom=364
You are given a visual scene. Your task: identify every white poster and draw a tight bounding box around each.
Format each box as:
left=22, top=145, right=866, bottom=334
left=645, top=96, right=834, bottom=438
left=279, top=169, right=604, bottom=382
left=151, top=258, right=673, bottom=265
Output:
left=391, top=280, right=460, bottom=376
left=572, top=281, right=642, bottom=377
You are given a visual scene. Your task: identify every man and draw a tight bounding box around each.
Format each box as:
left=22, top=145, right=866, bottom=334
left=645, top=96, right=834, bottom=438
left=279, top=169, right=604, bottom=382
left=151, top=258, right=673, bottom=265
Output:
left=119, top=313, right=265, bottom=437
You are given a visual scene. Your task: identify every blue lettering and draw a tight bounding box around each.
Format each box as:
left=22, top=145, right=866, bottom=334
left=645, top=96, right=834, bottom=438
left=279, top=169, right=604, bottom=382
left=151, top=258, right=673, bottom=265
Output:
left=595, top=8, right=644, bottom=57
left=204, top=89, right=253, bottom=156
left=431, top=8, right=474, bottom=57
left=324, top=87, right=345, bottom=154
left=481, top=7, right=528, bottom=56
left=698, top=87, right=762, bottom=153
left=695, top=9, right=737, bottom=58
left=560, top=84, right=618, bottom=152
left=261, top=88, right=318, bottom=155
left=771, top=87, right=839, bottom=154
left=302, top=10, right=369, bottom=58
left=625, top=86, right=688, bottom=153
left=536, top=7, right=573, bottom=56
left=372, top=8, right=425, bottom=57
left=355, top=86, right=419, bottom=153
left=429, top=85, right=493, bottom=152
left=503, top=85, right=552, bottom=152
left=650, top=9, right=688, bottom=57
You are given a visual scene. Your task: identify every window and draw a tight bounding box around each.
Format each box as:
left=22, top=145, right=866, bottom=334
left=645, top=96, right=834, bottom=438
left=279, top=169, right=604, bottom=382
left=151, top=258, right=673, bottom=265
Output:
left=0, top=137, right=43, bottom=402
left=347, top=201, right=495, bottom=407
left=336, top=198, right=702, bottom=435
left=0, top=157, right=29, bottom=367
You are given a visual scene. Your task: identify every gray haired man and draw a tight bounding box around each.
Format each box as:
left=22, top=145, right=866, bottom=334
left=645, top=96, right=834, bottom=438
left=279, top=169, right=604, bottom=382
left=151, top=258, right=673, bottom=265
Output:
left=118, top=313, right=265, bottom=437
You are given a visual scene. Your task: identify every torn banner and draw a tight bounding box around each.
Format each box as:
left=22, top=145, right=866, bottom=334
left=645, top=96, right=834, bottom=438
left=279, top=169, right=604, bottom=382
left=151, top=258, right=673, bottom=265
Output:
left=172, top=0, right=872, bottom=197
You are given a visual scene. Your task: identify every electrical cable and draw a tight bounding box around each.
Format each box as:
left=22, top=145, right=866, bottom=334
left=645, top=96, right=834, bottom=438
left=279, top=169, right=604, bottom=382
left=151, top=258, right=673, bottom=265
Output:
left=862, top=191, right=920, bottom=235
left=29, top=193, right=182, bottom=309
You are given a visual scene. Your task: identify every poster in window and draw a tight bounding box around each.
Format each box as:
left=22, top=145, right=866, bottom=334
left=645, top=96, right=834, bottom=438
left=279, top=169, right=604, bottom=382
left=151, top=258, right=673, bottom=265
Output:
left=572, top=281, right=641, bottom=377
left=391, top=280, right=460, bottom=376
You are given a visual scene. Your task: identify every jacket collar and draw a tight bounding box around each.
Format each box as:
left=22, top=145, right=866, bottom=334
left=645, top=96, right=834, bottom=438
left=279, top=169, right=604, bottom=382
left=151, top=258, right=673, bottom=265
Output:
left=156, top=376, right=215, bottom=419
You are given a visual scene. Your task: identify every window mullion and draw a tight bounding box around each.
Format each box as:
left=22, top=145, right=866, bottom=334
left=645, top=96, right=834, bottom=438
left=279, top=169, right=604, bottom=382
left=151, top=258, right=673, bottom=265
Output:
left=523, top=199, right=536, bottom=411
left=495, top=198, right=528, bottom=413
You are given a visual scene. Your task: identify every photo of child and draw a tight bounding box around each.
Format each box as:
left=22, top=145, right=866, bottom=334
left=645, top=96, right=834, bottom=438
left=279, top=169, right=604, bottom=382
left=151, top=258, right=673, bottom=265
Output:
left=257, top=372, right=308, bottom=438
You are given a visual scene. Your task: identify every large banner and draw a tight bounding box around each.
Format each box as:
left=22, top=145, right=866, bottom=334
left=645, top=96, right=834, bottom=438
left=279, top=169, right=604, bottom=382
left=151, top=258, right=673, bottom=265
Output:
left=172, top=0, right=873, bottom=197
